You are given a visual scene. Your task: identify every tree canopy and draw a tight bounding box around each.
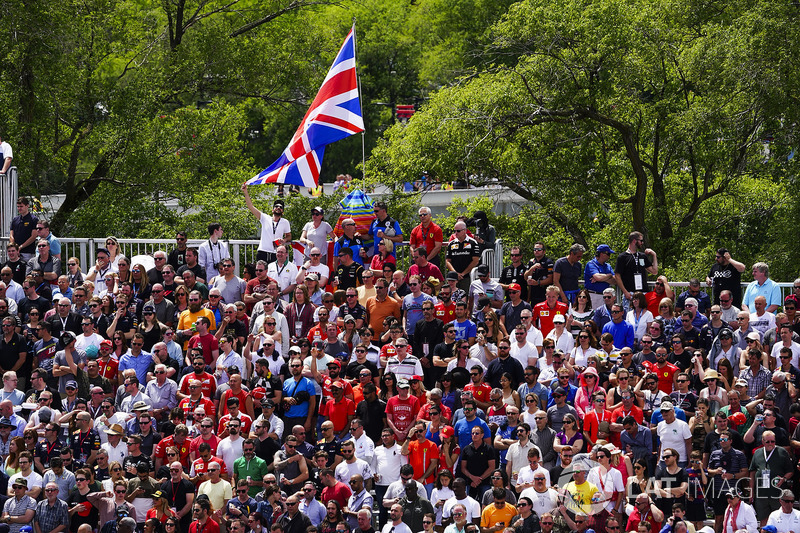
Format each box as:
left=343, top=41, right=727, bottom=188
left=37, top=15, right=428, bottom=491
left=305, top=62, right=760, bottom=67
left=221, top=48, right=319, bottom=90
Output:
left=367, top=0, right=800, bottom=278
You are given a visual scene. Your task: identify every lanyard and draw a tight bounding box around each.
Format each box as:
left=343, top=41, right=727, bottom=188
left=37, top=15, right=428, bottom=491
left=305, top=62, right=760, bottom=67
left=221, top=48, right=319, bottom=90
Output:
left=765, top=447, right=775, bottom=464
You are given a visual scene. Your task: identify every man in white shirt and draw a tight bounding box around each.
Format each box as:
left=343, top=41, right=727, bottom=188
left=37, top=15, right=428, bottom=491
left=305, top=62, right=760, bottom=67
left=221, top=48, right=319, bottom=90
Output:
left=101, top=423, right=128, bottom=464
left=519, top=475, right=558, bottom=518
left=750, top=296, right=776, bottom=337
left=75, top=317, right=103, bottom=352
left=510, top=324, right=539, bottom=368
left=334, top=440, right=373, bottom=485
left=770, top=324, right=800, bottom=368
left=442, top=478, right=482, bottom=525
left=216, top=418, right=245, bottom=473
left=267, top=245, right=298, bottom=303
left=519, top=311, right=543, bottom=352
left=348, top=419, right=375, bottom=465
left=587, top=446, right=624, bottom=516
left=372, top=429, right=409, bottom=525
left=296, top=247, right=330, bottom=287
left=767, top=489, right=800, bottom=533
left=656, top=402, right=692, bottom=467
left=381, top=504, right=412, bottom=533
left=198, top=223, right=231, bottom=282
left=243, top=186, right=291, bottom=264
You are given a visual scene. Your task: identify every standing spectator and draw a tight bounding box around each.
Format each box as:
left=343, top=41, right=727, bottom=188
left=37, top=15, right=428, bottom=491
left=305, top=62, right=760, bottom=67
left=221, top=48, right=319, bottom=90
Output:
left=470, top=211, right=496, bottom=256
left=614, top=231, right=659, bottom=308
left=9, top=198, right=38, bottom=261
left=410, top=207, right=444, bottom=269
left=35, top=221, right=62, bottom=260
left=243, top=185, right=291, bottom=264
left=367, top=201, right=403, bottom=261
left=299, top=207, right=335, bottom=263
left=446, top=222, right=480, bottom=292
left=583, top=245, right=616, bottom=310
left=742, top=262, right=781, bottom=313
left=552, top=244, right=585, bottom=304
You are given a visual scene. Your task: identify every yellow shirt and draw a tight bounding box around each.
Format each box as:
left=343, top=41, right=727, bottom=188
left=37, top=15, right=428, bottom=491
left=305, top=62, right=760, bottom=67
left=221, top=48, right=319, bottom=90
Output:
left=564, top=480, right=599, bottom=516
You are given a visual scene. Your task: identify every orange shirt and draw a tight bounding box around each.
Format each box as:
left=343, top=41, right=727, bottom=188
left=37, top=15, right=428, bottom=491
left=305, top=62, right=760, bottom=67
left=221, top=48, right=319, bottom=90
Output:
left=408, top=438, right=440, bottom=484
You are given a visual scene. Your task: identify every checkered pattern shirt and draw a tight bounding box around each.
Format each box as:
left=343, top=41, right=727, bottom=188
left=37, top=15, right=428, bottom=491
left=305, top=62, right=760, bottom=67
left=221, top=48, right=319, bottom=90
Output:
left=35, top=497, right=69, bottom=533
left=741, top=365, right=772, bottom=397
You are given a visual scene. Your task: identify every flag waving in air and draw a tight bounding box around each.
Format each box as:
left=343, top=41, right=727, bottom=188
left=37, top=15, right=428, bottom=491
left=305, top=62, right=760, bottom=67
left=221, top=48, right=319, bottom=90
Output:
left=246, top=27, right=364, bottom=188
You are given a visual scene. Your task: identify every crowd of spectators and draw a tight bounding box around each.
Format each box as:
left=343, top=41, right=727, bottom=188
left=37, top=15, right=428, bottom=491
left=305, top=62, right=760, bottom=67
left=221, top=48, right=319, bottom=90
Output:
left=2, top=194, right=800, bottom=533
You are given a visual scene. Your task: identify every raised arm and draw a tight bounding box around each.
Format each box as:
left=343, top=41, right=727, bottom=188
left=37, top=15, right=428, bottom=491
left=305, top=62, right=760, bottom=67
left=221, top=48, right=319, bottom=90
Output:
left=241, top=183, right=262, bottom=221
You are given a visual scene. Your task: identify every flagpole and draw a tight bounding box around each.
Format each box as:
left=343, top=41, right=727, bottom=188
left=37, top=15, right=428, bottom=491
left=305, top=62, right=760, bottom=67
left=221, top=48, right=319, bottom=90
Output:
left=352, top=19, right=366, bottom=181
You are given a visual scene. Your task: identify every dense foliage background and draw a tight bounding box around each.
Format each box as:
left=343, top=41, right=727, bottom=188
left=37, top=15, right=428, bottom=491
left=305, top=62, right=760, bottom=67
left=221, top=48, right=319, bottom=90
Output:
left=2, top=0, right=799, bottom=281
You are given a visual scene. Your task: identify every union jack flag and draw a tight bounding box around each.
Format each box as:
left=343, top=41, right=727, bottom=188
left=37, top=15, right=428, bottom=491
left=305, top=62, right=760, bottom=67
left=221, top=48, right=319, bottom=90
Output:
left=246, top=27, right=364, bottom=188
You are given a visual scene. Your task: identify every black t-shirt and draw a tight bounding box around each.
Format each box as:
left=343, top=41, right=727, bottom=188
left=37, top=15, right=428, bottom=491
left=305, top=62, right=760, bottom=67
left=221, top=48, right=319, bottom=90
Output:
left=123, top=454, right=154, bottom=478
left=703, top=429, right=745, bottom=456
left=339, top=303, right=367, bottom=324
left=10, top=213, right=38, bottom=254
left=654, top=466, right=687, bottom=513
left=669, top=391, right=698, bottom=414
left=0, top=332, right=26, bottom=372
left=499, top=264, right=529, bottom=301
left=355, top=397, right=387, bottom=443
left=18, top=296, right=52, bottom=321
left=446, top=238, right=480, bottom=274
left=2, top=260, right=28, bottom=285
left=68, top=489, right=99, bottom=533
left=460, top=443, right=494, bottom=481
left=553, top=257, right=582, bottom=292
left=345, top=359, right=379, bottom=380
left=526, top=256, right=555, bottom=305
left=254, top=436, right=281, bottom=465
left=335, top=263, right=364, bottom=291
left=177, top=263, right=207, bottom=282
left=168, top=248, right=188, bottom=272
left=161, top=478, right=195, bottom=527
left=615, top=251, right=652, bottom=293
left=708, top=262, right=742, bottom=307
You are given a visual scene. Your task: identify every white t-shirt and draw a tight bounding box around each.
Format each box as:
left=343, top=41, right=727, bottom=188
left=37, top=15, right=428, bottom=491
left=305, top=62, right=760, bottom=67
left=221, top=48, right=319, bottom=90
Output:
left=381, top=523, right=412, bottom=533
left=75, top=333, right=103, bottom=352
left=216, top=435, right=244, bottom=472
left=519, top=487, right=559, bottom=517
left=511, top=342, right=539, bottom=368
left=771, top=342, right=800, bottom=369
left=516, top=464, right=550, bottom=487
left=570, top=346, right=598, bottom=367
left=9, top=471, right=43, bottom=490
left=447, top=357, right=485, bottom=373
left=656, top=418, right=692, bottom=462
left=766, top=508, right=800, bottom=533
left=750, top=311, right=776, bottom=336
left=334, top=458, right=373, bottom=483
left=258, top=213, right=291, bottom=254
left=371, top=443, right=407, bottom=486
left=442, top=495, right=482, bottom=522
left=525, top=326, right=544, bottom=347
left=587, top=466, right=624, bottom=511
left=301, top=221, right=334, bottom=256
left=267, top=261, right=299, bottom=302
left=545, top=329, right=574, bottom=353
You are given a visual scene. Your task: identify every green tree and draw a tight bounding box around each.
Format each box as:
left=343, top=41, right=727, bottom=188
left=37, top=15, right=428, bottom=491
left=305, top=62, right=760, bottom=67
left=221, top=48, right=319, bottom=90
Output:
left=367, top=0, right=800, bottom=266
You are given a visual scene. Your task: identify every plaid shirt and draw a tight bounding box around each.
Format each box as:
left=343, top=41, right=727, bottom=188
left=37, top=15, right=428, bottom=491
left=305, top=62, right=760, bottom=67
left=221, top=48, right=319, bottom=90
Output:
left=4, top=495, right=36, bottom=533
left=35, top=497, right=70, bottom=533
left=741, top=365, right=772, bottom=397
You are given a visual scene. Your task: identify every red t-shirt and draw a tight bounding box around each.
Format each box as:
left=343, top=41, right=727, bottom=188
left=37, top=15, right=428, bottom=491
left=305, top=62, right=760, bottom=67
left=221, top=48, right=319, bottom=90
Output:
left=178, top=397, right=216, bottom=422
left=154, top=434, right=191, bottom=467
left=532, top=301, right=569, bottom=336
left=611, top=405, right=644, bottom=425
left=626, top=507, right=662, bottom=533
left=464, top=382, right=492, bottom=404
left=385, top=395, right=420, bottom=441
left=219, top=388, right=249, bottom=418
left=320, top=397, right=356, bottom=432
left=179, top=372, right=217, bottom=399
left=321, top=481, right=352, bottom=508
left=217, top=413, right=253, bottom=435
left=187, top=333, right=219, bottom=365
left=435, top=301, right=456, bottom=324
left=189, top=434, right=221, bottom=457
left=189, top=519, right=220, bottom=533
left=583, top=409, right=614, bottom=444
left=645, top=291, right=663, bottom=316
left=408, top=438, right=440, bottom=484
left=97, top=357, right=119, bottom=381
left=409, top=222, right=444, bottom=258
left=190, top=455, right=228, bottom=485
left=643, top=361, right=679, bottom=394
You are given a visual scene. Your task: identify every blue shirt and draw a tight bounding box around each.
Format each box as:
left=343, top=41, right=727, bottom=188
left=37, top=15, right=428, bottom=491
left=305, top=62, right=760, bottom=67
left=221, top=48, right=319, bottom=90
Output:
left=402, top=293, right=435, bottom=336
left=282, top=376, right=316, bottom=418
left=602, top=319, right=635, bottom=349
left=118, top=351, right=153, bottom=385
left=452, top=319, right=477, bottom=342
left=495, top=424, right=519, bottom=465
left=584, top=258, right=615, bottom=293
left=546, top=383, right=577, bottom=408
left=454, top=417, right=491, bottom=449
left=742, top=278, right=782, bottom=310
left=368, top=218, right=403, bottom=257
left=593, top=305, right=613, bottom=330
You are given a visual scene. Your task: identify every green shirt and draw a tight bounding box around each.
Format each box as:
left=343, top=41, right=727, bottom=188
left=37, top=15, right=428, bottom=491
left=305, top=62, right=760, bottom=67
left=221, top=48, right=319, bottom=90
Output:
left=233, top=455, right=269, bottom=498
